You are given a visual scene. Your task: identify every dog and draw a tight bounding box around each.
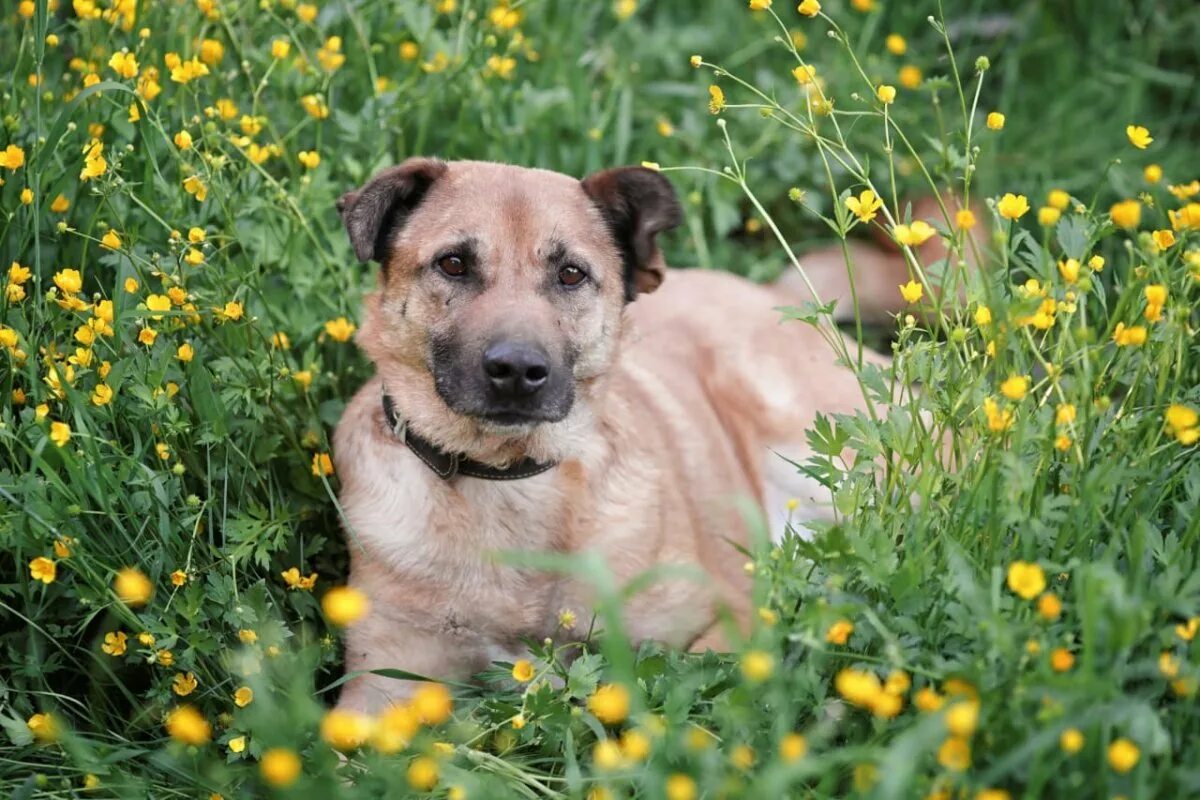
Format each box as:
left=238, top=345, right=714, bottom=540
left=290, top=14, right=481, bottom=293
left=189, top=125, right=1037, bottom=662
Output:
left=330, top=159, right=908, bottom=712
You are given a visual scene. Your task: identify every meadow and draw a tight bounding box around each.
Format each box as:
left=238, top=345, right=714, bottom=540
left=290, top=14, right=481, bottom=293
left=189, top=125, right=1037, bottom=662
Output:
left=2, top=0, right=1199, bottom=797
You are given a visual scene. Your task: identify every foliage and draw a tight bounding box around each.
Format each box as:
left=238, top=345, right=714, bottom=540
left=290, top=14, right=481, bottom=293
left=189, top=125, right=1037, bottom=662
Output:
left=1, top=0, right=1198, bottom=798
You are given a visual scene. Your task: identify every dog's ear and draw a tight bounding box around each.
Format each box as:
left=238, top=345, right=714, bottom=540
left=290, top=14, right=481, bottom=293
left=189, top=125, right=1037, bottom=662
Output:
left=581, top=166, right=682, bottom=300
left=337, top=157, right=448, bottom=264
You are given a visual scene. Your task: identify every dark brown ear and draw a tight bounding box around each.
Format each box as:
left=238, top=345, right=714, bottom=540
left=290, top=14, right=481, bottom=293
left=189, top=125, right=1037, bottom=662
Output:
left=337, top=157, right=448, bottom=264
left=581, top=166, right=683, bottom=300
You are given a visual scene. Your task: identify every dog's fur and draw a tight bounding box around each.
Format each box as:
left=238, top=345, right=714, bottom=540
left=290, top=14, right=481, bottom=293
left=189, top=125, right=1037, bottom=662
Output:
left=330, top=159, right=903, bottom=712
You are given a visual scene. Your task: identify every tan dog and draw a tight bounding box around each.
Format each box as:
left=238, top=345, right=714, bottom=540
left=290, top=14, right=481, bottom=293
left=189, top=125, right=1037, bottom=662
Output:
left=331, top=159, right=901, bottom=712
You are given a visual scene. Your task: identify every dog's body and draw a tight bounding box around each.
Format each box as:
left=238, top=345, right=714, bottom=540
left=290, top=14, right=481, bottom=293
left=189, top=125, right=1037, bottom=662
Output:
left=330, top=159, right=897, bottom=712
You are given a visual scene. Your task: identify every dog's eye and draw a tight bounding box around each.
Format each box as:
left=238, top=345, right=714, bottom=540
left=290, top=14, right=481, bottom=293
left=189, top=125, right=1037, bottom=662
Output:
left=558, top=265, right=587, bottom=287
left=435, top=254, right=467, bottom=278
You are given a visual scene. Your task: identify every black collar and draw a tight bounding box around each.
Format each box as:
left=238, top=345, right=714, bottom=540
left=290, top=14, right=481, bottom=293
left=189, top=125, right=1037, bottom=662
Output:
left=381, top=393, right=557, bottom=481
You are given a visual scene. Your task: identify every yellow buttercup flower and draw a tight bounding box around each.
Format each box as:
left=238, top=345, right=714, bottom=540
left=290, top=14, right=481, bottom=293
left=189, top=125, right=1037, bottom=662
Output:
left=1006, top=561, right=1045, bottom=599
left=898, top=280, right=923, bottom=304
left=174, top=130, right=193, bottom=150
left=997, top=193, right=1029, bottom=220
left=1144, top=163, right=1162, bottom=183
left=937, top=737, right=970, bottom=771
left=1125, top=125, right=1152, bottom=149
left=740, top=650, right=774, bottom=682
left=797, top=0, right=821, bottom=17
left=780, top=732, right=807, bottom=762
left=407, top=756, right=440, bottom=791
left=1000, top=375, right=1028, bottom=401
left=27, top=713, right=60, bottom=743
left=826, top=618, right=854, bottom=644
left=1109, top=199, right=1141, bottom=229
left=229, top=736, right=246, bottom=753
left=1112, top=322, right=1147, bottom=347
left=1047, top=189, right=1070, bottom=210
left=173, top=672, right=198, bottom=696
left=260, top=748, right=301, bottom=787
left=708, top=85, right=725, bottom=114
left=165, top=705, right=211, bottom=745
left=876, top=84, right=896, bottom=104
left=324, top=317, right=356, bottom=342
left=1037, top=206, right=1061, bottom=226
left=115, top=567, right=153, bottom=606
left=885, top=34, right=906, bottom=55
left=665, top=774, right=696, bottom=800
left=102, top=631, right=128, bottom=656
left=749, top=0, right=771, bottom=9
left=281, top=567, right=318, bottom=590
left=894, top=220, right=937, bottom=246
left=1050, top=648, right=1074, bottom=672
left=1061, top=728, right=1084, bottom=754
left=1107, top=738, right=1139, bottom=773
left=233, top=686, right=253, bottom=707
left=512, top=659, right=535, bottom=682
left=49, top=421, right=72, bottom=447
left=1037, top=592, right=1062, bottom=620
left=898, top=64, right=921, bottom=89
left=588, top=683, right=630, bottom=724
left=845, top=189, right=883, bottom=223
left=792, top=64, right=816, bottom=85
left=1151, top=229, right=1176, bottom=251
left=956, top=208, right=977, bottom=230
left=30, top=557, right=57, bottom=584
left=412, top=682, right=453, bottom=724
left=986, top=111, right=1005, bottom=130
left=108, top=51, right=139, bottom=79
left=322, top=585, right=370, bottom=626
left=0, top=144, right=26, bottom=170
left=320, top=708, right=372, bottom=751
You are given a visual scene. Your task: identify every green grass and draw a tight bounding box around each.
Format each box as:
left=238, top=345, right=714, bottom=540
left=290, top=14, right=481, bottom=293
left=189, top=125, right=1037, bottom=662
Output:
left=1, top=0, right=1199, bottom=797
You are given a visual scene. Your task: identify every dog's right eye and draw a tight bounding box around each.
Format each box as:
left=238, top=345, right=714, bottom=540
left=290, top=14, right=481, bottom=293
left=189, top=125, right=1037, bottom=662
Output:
left=435, top=254, right=467, bottom=278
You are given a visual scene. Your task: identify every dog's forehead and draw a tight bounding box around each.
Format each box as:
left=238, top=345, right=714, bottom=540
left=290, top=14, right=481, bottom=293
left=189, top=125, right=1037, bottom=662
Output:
left=416, top=161, right=604, bottom=237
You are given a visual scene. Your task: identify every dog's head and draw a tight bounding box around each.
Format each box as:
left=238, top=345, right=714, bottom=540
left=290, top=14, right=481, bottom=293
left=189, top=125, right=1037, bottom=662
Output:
left=337, top=159, right=681, bottom=451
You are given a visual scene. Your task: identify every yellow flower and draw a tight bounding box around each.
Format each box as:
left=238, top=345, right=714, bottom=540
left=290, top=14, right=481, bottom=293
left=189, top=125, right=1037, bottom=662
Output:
left=49, top=421, right=71, bottom=447
left=797, top=0, right=821, bottom=17
left=956, top=208, right=977, bottom=229
left=401, top=41, right=420, bottom=61
left=166, top=705, right=212, bottom=745
left=233, top=686, right=253, bottom=707
left=792, top=64, right=816, bottom=85
left=320, top=708, right=372, bottom=751
left=749, top=0, right=771, bottom=9
left=238, top=629, right=258, bottom=644
left=1056, top=404, right=1077, bottom=425
left=588, top=683, right=630, bottom=724
left=740, top=650, right=774, bottom=682
left=298, top=150, right=321, bottom=169
left=845, top=189, right=883, bottom=223
left=108, top=50, right=140, bottom=79
left=183, top=175, right=208, bottom=202
left=170, top=570, right=187, bottom=586
left=0, top=144, right=26, bottom=170
left=1006, top=561, right=1045, bottom=599
left=944, top=700, right=978, bottom=737
left=898, top=280, right=923, bottom=304
left=1125, top=125, right=1152, bottom=150
left=199, top=38, right=225, bottom=66
left=1107, top=738, right=1140, bottom=773
left=293, top=370, right=313, bottom=390
left=260, top=748, right=301, bottom=787
left=826, top=618, right=854, bottom=644
left=1060, top=728, right=1083, bottom=754
left=1050, top=648, right=1074, bottom=672
left=281, top=567, right=318, bottom=590
left=156, top=649, right=175, bottom=667
left=1046, top=189, right=1070, bottom=210
left=1169, top=203, right=1200, bottom=231
left=411, top=682, right=453, bottom=725
left=1165, top=405, right=1199, bottom=446
left=1000, top=375, right=1029, bottom=401
left=102, top=631, right=127, bottom=656
left=898, top=64, right=922, bottom=89
left=322, top=585, right=370, bottom=626
left=1112, top=322, right=1147, bottom=347
left=124, top=277, right=140, bottom=293
left=115, top=567, right=153, bottom=606
left=173, top=672, right=198, bottom=696
left=100, top=230, right=122, bottom=250
left=877, top=84, right=896, bottom=104
left=138, top=327, right=158, bottom=346
left=216, top=301, right=244, bottom=322
left=914, top=687, right=943, bottom=712
left=708, top=85, right=725, bottom=114
left=312, top=452, right=334, bottom=477
left=20, top=188, right=33, bottom=205
left=229, top=735, right=246, bottom=753
left=894, top=220, right=937, bottom=246
left=621, top=728, right=651, bottom=761
left=271, top=38, right=291, bottom=59
left=997, top=193, right=1029, bottom=220
left=780, top=732, right=807, bottom=762
left=689, top=54, right=702, bottom=68
left=29, top=556, right=57, bottom=584
left=1159, top=650, right=1180, bottom=679
left=1109, top=199, right=1141, bottom=229
left=54, top=268, right=83, bottom=294
left=1037, top=592, right=1062, bottom=620
left=174, top=130, right=193, bottom=150
left=1144, top=164, right=1162, bottom=183
left=1057, top=258, right=1080, bottom=283
left=937, top=737, right=970, bottom=771
left=27, top=713, right=60, bottom=743
left=1038, top=206, right=1061, bottom=226
left=324, top=317, right=357, bottom=342
left=407, top=756, right=440, bottom=791
left=91, top=383, right=114, bottom=406
left=512, top=659, right=535, bottom=682
left=1151, top=229, right=1176, bottom=251
left=53, top=537, right=72, bottom=558
left=665, top=774, right=696, bottom=800
left=986, top=112, right=1005, bottom=130
left=885, top=34, right=906, bottom=55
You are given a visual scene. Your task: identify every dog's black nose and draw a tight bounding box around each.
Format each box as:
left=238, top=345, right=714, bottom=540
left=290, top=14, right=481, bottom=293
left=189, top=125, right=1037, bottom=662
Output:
left=483, top=341, right=550, bottom=397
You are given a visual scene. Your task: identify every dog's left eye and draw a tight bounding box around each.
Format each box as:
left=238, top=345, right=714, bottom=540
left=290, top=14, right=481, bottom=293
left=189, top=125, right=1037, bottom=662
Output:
left=558, top=265, right=587, bottom=287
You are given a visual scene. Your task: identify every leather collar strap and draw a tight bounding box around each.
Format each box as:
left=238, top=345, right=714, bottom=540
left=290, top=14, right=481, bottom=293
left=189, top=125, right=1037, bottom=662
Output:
left=381, top=393, right=557, bottom=481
